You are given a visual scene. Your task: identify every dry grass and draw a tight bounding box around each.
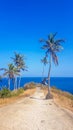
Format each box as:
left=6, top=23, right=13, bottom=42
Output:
left=41, top=86, right=73, bottom=112
left=0, top=88, right=36, bottom=107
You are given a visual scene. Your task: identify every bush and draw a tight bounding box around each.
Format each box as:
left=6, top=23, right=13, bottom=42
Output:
left=11, top=88, right=24, bottom=97
left=24, top=82, right=36, bottom=90
left=17, top=88, right=24, bottom=95
left=0, top=87, right=11, bottom=98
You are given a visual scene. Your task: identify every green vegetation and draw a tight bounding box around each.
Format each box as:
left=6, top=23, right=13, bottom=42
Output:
left=11, top=88, right=24, bottom=97
left=40, top=33, right=65, bottom=99
left=0, top=33, right=66, bottom=100
left=0, top=87, right=24, bottom=98
left=0, top=52, right=27, bottom=91
left=2, top=63, right=20, bottom=90
left=0, top=87, right=11, bottom=98
left=0, top=82, right=36, bottom=98
left=12, top=52, right=27, bottom=88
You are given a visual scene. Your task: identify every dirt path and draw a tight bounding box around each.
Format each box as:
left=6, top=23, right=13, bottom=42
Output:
left=0, top=88, right=73, bottom=130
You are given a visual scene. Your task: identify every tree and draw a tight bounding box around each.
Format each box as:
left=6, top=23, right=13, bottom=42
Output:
left=12, top=52, right=27, bottom=88
left=2, top=64, right=20, bottom=90
left=41, top=56, right=48, bottom=81
left=40, top=33, right=65, bottom=99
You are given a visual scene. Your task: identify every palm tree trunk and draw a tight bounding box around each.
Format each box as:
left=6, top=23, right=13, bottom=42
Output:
left=42, top=65, right=44, bottom=86
left=48, top=55, right=51, bottom=94
left=42, top=65, right=44, bottom=81
left=15, top=77, right=17, bottom=90
left=18, top=76, right=21, bottom=88
left=13, top=77, right=17, bottom=90
left=13, top=78, right=16, bottom=90
left=8, top=78, right=10, bottom=90
left=46, top=55, right=52, bottom=99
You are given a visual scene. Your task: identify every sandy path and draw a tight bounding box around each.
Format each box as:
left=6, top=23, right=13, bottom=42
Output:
left=0, top=88, right=73, bottom=130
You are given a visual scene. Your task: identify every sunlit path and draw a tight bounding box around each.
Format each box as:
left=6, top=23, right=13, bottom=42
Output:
left=0, top=88, right=73, bottom=130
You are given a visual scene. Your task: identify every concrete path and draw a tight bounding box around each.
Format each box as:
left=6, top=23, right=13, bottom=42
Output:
left=0, top=88, right=73, bottom=130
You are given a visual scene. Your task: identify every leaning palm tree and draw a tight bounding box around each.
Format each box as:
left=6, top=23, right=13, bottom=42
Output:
left=41, top=56, right=48, bottom=81
left=12, top=52, right=27, bottom=88
left=2, top=64, right=20, bottom=90
left=40, top=33, right=65, bottom=99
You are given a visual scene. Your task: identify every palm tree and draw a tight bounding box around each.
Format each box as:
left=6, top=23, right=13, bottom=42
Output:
left=40, top=33, right=65, bottom=99
left=2, top=64, right=20, bottom=90
left=12, top=52, right=27, bottom=88
left=41, top=56, right=48, bottom=81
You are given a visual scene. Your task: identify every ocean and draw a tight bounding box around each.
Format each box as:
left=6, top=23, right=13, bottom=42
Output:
left=0, top=77, right=73, bottom=94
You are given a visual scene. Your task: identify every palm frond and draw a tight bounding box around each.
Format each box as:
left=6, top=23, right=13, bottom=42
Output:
left=51, top=52, right=58, bottom=65
left=0, top=68, right=8, bottom=71
left=55, top=39, right=65, bottom=45
left=53, top=32, right=57, bottom=38
left=41, top=56, right=48, bottom=65
left=3, top=72, right=9, bottom=76
left=41, top=45, right=49, bottom=50
left=40, top=33, right=65, bottom=66
left=39, top=39, right=45, bottom=43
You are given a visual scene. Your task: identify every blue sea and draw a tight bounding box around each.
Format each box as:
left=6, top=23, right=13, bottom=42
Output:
left=0, top=77, right=73, bottom=94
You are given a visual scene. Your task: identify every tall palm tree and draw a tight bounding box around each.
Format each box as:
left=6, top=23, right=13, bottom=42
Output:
left=41, top=56, right=48, bottom=81
left=12, top=52, right=27, bottom=88
left=2, top=64, right=20, bottom=90
left=40, top=33, right=65, bottom=99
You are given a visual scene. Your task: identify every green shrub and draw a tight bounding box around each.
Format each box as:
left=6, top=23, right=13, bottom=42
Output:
left=0, top=87, right=11, bottom=98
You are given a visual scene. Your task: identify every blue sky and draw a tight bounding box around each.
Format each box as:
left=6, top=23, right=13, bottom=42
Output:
left=0, top=0, right=73, bottom=77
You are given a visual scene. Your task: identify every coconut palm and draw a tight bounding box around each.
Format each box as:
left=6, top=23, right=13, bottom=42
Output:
left=40, top=33, right=65, bottom=99
left=12, top=52, right=27, bottom=88
left=41, top=56, right=48, bottom=81
left=2, top=64, right=20, bottom=90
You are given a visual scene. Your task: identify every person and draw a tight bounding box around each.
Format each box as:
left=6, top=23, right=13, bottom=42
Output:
left=42, top=78, right=48, bottom=85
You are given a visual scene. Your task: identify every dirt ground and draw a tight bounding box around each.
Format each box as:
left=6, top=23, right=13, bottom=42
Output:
left=0, top=88, right=73, bottom=130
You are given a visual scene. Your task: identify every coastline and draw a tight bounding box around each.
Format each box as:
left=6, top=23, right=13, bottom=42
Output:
left=0, top=82, right=73, bottom=112
left=0, top=77, right=73, bottom=94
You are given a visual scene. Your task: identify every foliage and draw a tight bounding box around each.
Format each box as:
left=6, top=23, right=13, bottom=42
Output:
left=41, top=56, right=48, bottom=66
left=12, top=52, right=27, bottom=71
left=12, top=52, right=27, bottom=88
left=0, top=87, right=11, bottom=98
left=16, top=88, right=24, bottom=95
left=24, top=82, right=36, bottom=90
left=11, top=88, right=24, bottom=96
left=40, top=33, right=65, bottom=98
left=3, top=63, right=20, bottom=78
left=40, top=33, right=65, bottom=65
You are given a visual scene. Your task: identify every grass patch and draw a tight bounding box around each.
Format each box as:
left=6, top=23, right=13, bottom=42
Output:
left=0, top=87, right=11, bottom=98
left=0, top=87, right=36, bottom=107
left=51, top=86, right=73, bottom=100
left=11, top=88, right=24, bottom=97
